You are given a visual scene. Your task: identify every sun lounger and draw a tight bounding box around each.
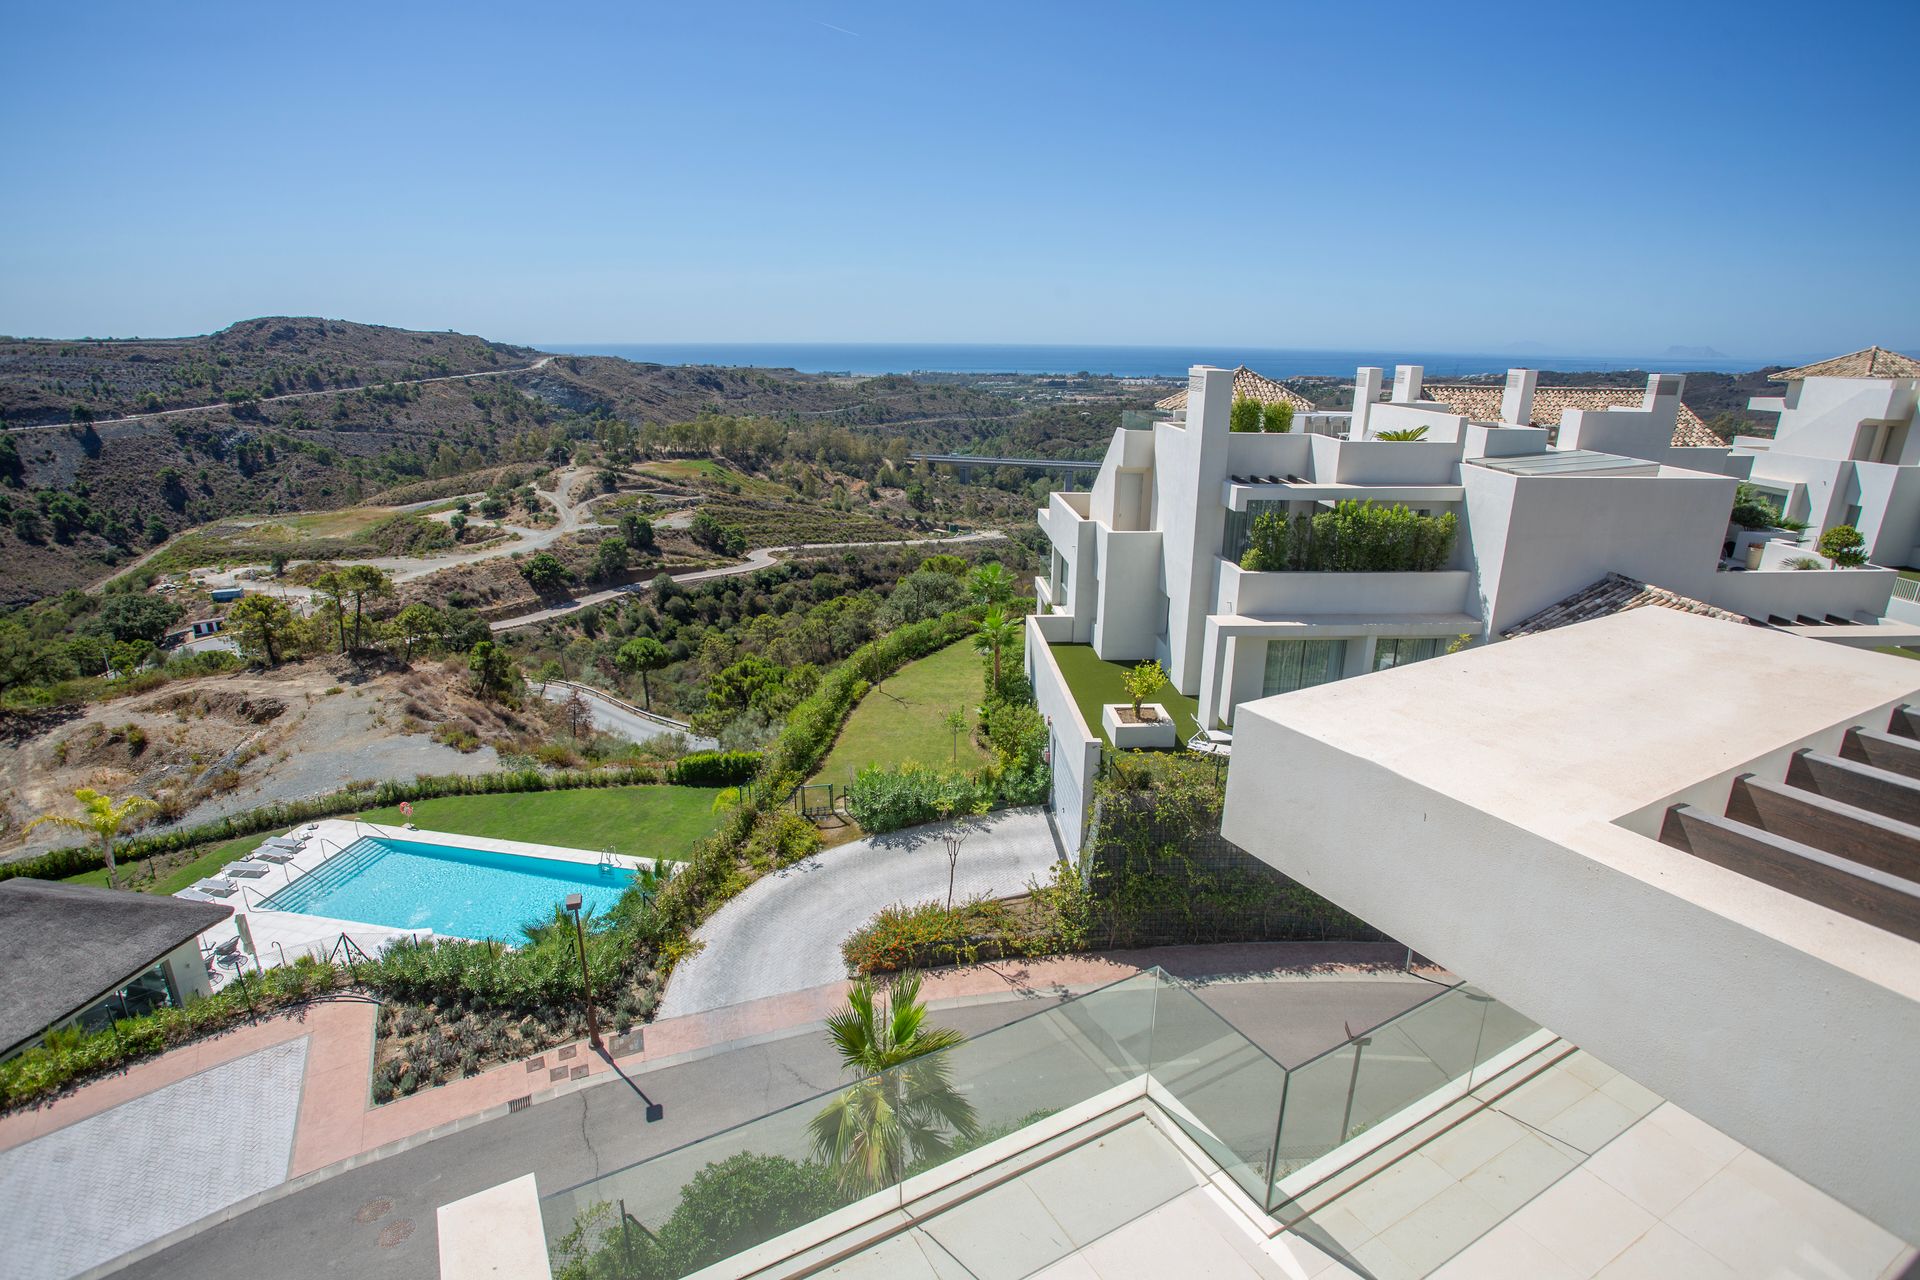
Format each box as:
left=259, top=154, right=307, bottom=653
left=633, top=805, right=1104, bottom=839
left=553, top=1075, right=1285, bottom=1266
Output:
left=176, top=888, right=218, bottom=904
left=252, top=846, right=296, bottom=863
left=191, top=877, right=238, bottom=898
left=260, top=835, right=302, bottom=851
left=223, top=861, right=272, bottom=879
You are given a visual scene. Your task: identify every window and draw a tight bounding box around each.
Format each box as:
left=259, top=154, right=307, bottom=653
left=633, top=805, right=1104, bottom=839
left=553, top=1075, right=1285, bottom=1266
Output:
left=1263, top=638, right=1345, bottom=696
left=1224, top=500, right=1284, bottom=564
left=1372, top=637, right=1445, bottom=671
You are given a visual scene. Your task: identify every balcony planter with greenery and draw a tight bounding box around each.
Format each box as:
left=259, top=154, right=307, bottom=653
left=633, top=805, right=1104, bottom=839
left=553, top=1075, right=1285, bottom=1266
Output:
left=1239, top=501, right=1457, bottom=573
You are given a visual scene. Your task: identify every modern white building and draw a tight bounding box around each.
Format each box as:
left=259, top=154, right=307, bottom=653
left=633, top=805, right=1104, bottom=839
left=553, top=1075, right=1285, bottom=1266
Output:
left=1735, top=346, right=1920, bottom=568
left=1220, top=607, right=1920, bottom=1264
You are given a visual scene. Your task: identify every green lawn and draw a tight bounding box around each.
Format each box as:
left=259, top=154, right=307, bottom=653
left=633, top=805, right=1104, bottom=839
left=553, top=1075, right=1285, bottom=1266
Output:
left=64, top=785, right=726, bottom=894
left=812, top=640, right=994, bottom=784
left=1047, top=644, right=1202, bottom=749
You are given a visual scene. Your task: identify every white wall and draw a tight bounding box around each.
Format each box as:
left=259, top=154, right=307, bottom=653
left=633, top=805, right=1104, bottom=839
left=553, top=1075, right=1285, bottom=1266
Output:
left=1024, top=616, right=1101, bottom=856
left=1708, top=565, right=1897, bottom=622
left=1092, top=527, right=1164, bottom=660
left=1465, top=465, right=1736, bottom=635
left=1154, top=367, right=1235, bottom=696
left=1219, top=562, right=1473, bottom=618
left=1769, top=378, right=1918, bottom=461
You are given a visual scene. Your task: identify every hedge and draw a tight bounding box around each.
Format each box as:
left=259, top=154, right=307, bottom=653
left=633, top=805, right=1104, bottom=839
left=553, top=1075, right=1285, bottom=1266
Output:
left=666, top=750, right=761, bottom=787
left=3, top=762, right=708, bottom=884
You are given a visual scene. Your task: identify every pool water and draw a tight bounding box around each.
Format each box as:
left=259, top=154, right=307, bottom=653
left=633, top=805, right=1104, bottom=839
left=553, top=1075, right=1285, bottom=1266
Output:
left=260, top=836, right=635, bottom=942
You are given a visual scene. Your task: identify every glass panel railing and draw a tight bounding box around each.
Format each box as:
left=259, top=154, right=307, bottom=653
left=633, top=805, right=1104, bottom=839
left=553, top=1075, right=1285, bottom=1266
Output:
left=540, top=969, right=1553, bottom=1280
left=1146, top=977, right=1289, bottom=1203
left=1269, top=984, right=1540, bottom=1196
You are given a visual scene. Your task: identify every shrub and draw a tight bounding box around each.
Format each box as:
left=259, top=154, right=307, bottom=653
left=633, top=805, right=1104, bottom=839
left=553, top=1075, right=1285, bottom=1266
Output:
left=1818, top=524, right=1867, bottom=567
left=842, top=898, right=1021, bottom=973
left=667, top=750, right=762, bottom=786
left=1730, top=483, right=1785, bottom=531
left=1228, top=396, right=1262, bottom=433
left=845, top=763, right=992, bottom=833
left=1374, top=426, right=1429, bottom=441
left=1261, top=401, right=1294, bottom=434
left=1783, top=555, right=1825, bottom=571
left=1239, top=501, right=1455, bottom=573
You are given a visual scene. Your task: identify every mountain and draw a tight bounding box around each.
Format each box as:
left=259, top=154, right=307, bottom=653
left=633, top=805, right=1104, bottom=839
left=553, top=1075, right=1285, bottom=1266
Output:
left=1663, top=344, right=1727, bottom=360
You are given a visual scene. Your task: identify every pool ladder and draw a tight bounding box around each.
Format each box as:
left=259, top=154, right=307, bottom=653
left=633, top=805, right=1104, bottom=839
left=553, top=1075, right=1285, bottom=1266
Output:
left=598, top=846, right=617, bottom=872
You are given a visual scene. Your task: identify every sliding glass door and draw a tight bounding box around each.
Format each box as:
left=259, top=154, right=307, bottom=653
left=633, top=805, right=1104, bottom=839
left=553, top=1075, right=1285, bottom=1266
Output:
left=1262, top=638, right=1346, bottom=697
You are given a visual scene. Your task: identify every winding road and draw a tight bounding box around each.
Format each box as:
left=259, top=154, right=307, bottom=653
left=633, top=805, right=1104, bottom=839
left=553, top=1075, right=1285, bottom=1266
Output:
left=658, top=807, right=1064, bottom=1018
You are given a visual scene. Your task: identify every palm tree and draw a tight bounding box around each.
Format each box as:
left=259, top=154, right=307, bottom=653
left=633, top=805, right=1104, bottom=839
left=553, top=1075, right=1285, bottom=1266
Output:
left=967, top=562, right=1014, bottom=607
left=973, top=606, right=1020, bottom=694
left=809, top=972, right=979, bottom=1192
left=26, top=789, right=156, bottom=890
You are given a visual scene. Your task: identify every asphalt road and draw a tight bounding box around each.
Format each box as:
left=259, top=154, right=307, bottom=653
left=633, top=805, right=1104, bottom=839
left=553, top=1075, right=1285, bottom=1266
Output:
left=536, top=681, right=717, bottom=750
left=111, top=972, right=1437, bottom=1280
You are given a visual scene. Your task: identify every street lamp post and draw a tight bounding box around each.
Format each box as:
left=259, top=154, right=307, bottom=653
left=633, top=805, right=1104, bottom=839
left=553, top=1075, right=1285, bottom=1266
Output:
left=565, top=892, right=603, bottom=1051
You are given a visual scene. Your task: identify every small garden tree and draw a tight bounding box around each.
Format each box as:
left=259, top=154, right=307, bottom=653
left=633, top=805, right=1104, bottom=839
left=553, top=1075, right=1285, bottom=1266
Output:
left=26, top=789, right=156, bottom=890
left=1818, top=524, right=1867, bottom=567
left=1123, top=659, right=1167, bottom=722
left=1262, top=401, right=1294, bottom=433
left=1229, top=395, right=1262, bottom=433
left=944, top=706, right=968, bottom=762
left=1730, top=483, right=1785, bottom=531
left=967, top=561, right=1014, bottom=606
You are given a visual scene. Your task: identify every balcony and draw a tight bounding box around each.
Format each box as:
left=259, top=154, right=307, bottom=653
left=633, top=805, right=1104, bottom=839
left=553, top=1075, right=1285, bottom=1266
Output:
left=1049, top=642, right=1200, bottom=748
left=535, top=970, right=1615, bottom=1280
left=1219, top=562, right=1474, bottom=620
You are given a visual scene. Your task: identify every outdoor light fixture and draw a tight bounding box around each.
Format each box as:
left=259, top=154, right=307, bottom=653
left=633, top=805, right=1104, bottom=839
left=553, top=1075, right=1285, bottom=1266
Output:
left=565, top=893, right=603, bottom=1051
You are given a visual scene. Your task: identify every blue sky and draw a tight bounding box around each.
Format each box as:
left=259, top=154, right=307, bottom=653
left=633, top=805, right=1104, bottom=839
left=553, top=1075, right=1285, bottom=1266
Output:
left=2, top=0, right=1914, bottom=360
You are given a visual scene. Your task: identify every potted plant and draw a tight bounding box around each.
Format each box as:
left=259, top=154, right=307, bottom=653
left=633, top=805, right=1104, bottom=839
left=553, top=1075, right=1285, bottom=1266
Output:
left=1102, top=660, right=1176, bottom=748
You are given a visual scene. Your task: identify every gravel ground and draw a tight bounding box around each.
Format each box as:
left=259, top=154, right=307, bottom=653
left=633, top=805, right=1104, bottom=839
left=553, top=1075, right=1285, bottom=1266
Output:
left=659, top=807, right=1064, bottom=1017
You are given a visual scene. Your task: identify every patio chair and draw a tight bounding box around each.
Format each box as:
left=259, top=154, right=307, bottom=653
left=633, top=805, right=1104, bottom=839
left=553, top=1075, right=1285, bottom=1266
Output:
left=223, top=861, right=272, bottom=879
left=191, top=877, right=238, bottom=898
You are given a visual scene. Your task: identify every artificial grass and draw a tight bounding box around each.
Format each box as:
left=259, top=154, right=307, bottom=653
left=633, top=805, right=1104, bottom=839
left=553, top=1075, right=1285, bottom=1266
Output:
left=812, top=639, right=995, bottom=784
left=62, top=785, right=725, bottom=893
left=1046, top=643, right=1203, bottom=749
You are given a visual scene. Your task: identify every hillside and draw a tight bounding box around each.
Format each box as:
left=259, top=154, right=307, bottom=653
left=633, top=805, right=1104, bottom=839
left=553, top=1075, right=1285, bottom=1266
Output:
left=0, top=320, right=1046, bottom=605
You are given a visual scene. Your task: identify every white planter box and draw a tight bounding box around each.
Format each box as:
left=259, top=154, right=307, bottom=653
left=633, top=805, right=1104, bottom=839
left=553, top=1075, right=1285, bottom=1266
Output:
left=1103, top=703, right=1177, bottom=749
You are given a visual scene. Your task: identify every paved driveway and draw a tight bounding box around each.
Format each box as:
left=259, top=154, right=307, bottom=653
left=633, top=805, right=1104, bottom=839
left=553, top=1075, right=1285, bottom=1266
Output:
left=659, top=808, right=1064, bottom=1017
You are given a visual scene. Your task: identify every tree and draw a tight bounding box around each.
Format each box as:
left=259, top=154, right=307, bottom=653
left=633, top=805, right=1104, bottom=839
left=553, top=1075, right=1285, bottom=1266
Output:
left=468, top=640, right=513, bottom=699
left=26, top=789, right=156, bottom=889
left=966, top=562, right=1014, bottom=606
left=808, top=972, right=978, bottom=1193
left=227, top=595, right=294, bottom=665
left=90, top=593, right=182, bottom=644
left=341, top=564, right=392, bottom=649
left=944, top=707, right=968, bottom=762
left=1818, top=524, right=1867, bottom=567
left=619, top=512, right=655, bottom=551
left=520, top=552, right=571, bottom=592
left=312, top=569, right=351, bottom=653
left=1375, top=425, right=1429, bottom=441
left=559, top=688, right=592, bottom=739
left=1262, top=401, right=1294, bottom=434
left=616, top=635, right=670, bottom=710
left=919, top=553, right=969, bottom=577
left=144, top=516, right=169, bottom=545
left=268, top=550, right=289, bottom=577
left=1122, top=659, right=1167, bottom=721
left=1229, top=396, right=1262, bottom=433
left=707, top=654, right=786, bottom=715
left=593, top=536, right=629, bottom=582
left=108, top=639, right=156, bottom=678
left=393, top=603, right=445, bottom=661
left=448, top=512, right=468, bottom=541
left=972, top=606, right=1020, bottom=692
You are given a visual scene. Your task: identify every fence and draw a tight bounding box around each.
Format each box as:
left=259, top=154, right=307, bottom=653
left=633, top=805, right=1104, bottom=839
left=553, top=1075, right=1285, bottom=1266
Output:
left=538, top=969, right=1555, bottom=1280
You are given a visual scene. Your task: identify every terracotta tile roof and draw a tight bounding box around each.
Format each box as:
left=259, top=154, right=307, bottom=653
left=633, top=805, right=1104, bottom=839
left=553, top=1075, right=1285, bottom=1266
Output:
left=1502, top=573, right=1751, bottom=639
left=1155, top=365, right=1315, bottom=413
left=1769, top=346, right=1920, bottom=383
left=1425, top=383, right=1722, bottom=449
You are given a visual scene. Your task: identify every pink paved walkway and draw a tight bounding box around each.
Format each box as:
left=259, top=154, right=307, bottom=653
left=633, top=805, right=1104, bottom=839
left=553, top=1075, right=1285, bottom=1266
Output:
left=0, top=940, right=1426, bottom=1182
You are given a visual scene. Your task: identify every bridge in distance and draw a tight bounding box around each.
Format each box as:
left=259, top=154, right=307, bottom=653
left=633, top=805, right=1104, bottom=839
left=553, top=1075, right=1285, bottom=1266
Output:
left=908, top=452, right=1101, bottom=473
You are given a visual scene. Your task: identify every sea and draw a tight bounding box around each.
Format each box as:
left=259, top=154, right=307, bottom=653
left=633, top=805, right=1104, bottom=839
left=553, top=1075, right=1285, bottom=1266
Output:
left=540, top=342, right=1772, bottom=379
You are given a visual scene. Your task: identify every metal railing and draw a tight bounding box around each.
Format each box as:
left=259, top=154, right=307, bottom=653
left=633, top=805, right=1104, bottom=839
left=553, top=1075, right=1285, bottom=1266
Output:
left=1893, top=576, right=1919, bottom=603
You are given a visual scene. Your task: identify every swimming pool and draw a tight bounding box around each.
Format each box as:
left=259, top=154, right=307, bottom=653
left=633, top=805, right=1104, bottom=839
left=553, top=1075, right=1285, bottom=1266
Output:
left=259, top=836, right=636, bottom=942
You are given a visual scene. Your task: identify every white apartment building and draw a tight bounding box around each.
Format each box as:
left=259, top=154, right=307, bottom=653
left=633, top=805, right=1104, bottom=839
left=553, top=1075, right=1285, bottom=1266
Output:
left=1025, top=357, right=1915, bottom=852
left=1221, top=608, right=1920, bottom=1266
left=1735, top=346, right=1920, bottom=567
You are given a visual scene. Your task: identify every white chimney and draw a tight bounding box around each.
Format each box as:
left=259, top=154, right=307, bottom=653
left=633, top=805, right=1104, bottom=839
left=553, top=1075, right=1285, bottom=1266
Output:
left=1352, top=367, right=1384, bottom=437
left=1642, top=373, right=1684, bottom=409
left=1501, top=368, right=1538, bottom=425
left=1393, top=364, right=1424, bottom=403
